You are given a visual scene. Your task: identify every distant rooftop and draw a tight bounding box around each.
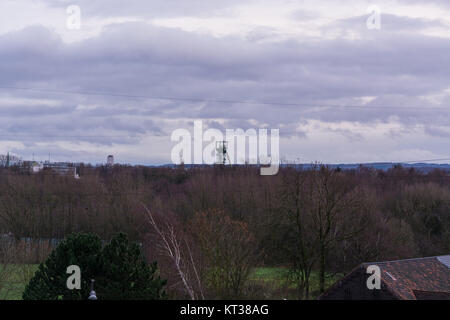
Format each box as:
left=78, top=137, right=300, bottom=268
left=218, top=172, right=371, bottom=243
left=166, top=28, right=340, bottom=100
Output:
left=360, top=255, right=450, bottom=299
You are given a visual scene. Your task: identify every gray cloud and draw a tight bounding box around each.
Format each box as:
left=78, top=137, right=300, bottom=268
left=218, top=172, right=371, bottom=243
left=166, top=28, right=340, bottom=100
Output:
left=0, top=2, right=450, bottom=163
left=43, top=0, right=246, bottom=19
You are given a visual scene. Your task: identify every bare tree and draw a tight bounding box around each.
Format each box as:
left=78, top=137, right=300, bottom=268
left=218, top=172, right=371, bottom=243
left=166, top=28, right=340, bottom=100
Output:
left=0, top=154, right=21, bottom=167
left=278, top=167, right=317, bottom=299
left=0, top=237, right=15, bottom=299
left=279, top=165, right=368, bottom=297
left=307, top=165, right=365, bottom=293
left=143, top=205, right=204, bottom=300
left=191, top=209, right=258, bottom=299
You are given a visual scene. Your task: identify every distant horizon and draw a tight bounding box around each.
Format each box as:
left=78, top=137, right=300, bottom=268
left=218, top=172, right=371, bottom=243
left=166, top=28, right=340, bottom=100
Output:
left=4, top=154, right=450, bottom=168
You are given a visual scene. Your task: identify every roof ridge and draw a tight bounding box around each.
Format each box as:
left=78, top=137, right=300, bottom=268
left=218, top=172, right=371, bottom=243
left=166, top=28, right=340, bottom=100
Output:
left=362, top=254, right=449, bottom=265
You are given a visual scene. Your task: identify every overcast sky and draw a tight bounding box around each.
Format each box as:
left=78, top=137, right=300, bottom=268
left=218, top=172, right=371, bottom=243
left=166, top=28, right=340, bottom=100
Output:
left=0, top=0, right=449, bottom=165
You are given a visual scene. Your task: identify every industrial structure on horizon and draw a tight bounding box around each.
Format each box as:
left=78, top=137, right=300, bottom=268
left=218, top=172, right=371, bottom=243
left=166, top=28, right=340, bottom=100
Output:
left=107, top=155, right=114, bottom=166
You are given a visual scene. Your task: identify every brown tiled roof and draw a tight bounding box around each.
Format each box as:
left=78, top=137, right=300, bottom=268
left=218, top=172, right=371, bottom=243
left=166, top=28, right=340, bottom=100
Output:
left=412, top=290, right=450, bottom=300
left=361, top=255, right=450, bottom=300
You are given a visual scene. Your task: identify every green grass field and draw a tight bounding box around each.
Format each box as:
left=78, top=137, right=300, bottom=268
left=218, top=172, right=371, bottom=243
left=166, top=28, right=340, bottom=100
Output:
left=248, top=267, right=340, bottom=299
left=0, top=265, right=339, bottom=300
left=0, top=264, right=38, bottom=300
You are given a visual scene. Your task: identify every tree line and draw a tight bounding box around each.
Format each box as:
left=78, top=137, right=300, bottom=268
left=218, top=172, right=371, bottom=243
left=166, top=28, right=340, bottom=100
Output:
left=0, top=163, right=448, bottom=299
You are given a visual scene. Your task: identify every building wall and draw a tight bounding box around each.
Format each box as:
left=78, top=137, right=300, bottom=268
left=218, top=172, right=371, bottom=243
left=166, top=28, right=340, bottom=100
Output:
left=320, top=268, right=398, bottom=300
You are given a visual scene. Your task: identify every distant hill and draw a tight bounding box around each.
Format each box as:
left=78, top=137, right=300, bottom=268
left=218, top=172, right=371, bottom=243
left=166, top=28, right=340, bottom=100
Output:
left=301, top=162, right=450, bottom=173
left=153, top=162, right=450, bottom=173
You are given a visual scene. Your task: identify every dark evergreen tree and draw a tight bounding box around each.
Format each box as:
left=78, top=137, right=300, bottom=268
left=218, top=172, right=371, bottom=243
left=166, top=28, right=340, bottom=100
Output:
left=96, top=233, right=167, bottom=300
left=23, top=233, right=166, bottom=300
left=22, top=233, right=102, bottom=300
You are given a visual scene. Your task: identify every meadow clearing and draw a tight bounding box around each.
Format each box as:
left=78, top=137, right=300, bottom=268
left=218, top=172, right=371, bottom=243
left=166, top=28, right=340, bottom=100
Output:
left=0, top=265, right=339, bottom=300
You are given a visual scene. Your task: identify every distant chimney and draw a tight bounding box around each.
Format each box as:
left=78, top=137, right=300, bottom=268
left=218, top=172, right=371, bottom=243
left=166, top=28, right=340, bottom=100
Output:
left=107, top=155, right=114, bottom=166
